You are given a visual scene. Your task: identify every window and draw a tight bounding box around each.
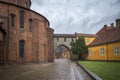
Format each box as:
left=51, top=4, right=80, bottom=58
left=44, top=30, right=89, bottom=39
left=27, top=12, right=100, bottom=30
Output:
left=15, top=0, right=18, bottom=5
left=88, top=49, right=92, bottom=56
left=20, top=10, right=25, bottom=28
left=114, top=46, right=119, bottom=55
left=19, top=40, right=25, bottom=57
left=64, top=37, right=66, bottom=42
left=71, top=38, right=74, bottom=42
left=100, top=48, right=104, bottom=56
left=57, top=37, right=59, bottom=41
left=29, top=19, right=32, bottom=31
left=10, top=14, right=15, bottom=27
left=87, top=38, right=90, bottom=43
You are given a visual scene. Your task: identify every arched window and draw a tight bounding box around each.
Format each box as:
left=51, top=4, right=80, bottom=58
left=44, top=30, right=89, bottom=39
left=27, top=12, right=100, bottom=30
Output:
left=10, top=14, right=15, bottom=27
left=19, top=40, right=25, bottom=57
left=19, top=10, right=25, bottom=28
left=29, top=19, right=32, bottom=31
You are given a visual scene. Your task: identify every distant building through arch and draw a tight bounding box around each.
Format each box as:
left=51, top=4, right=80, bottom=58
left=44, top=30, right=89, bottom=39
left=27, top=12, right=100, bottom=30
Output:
left=54, top=34, right=76, bottom=59
left=54, top=33, right=97, bottom=59
left=54, top=44, right=71, bottom=59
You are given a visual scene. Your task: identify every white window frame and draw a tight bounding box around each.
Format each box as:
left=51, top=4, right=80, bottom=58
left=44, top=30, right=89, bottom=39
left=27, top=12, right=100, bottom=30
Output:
left=87, top=38, right=90, bottom=43
left=114, top=46, right=119, bottom=55
left=100, top=48, right=104, bottom=56
left=88, top=49, right=92, bottom=56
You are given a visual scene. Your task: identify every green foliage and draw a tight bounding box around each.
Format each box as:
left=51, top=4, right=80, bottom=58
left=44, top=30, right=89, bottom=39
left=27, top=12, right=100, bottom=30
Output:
left=70, top=36, right=88, bottom=59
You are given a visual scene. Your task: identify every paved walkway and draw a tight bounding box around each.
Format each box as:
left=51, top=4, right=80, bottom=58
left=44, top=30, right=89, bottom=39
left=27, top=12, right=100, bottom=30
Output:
left=0, top=59, right=92, bottom=80
left=52, top=59, right=92, bottom=80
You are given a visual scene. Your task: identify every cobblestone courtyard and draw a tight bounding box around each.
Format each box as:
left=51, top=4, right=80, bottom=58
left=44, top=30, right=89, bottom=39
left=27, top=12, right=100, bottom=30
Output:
left=0, top=59, right=92, bottom=80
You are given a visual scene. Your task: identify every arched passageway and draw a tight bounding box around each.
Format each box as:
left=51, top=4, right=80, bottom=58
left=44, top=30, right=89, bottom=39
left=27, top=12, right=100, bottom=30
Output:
left=54, top=44, right=71, bottom=59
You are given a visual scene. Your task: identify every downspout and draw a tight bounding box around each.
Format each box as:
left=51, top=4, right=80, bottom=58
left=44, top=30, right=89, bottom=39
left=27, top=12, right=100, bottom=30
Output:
left=6, top=4, right=10, bottom=64
left=106, top=44, right=108, bottom=61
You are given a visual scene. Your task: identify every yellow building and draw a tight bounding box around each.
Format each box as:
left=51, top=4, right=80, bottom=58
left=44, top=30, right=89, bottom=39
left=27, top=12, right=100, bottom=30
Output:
left=87, top=19, right=120, bottom=61
left=75, top=33, right=96, bottom=46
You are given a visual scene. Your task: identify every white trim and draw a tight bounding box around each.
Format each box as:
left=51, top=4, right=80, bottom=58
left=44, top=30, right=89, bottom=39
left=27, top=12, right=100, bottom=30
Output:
left=114, top=46, right=119, bottom=55
left=100, top=48, right=104, bottom=56
left=88, top=49, right=92, bottom=56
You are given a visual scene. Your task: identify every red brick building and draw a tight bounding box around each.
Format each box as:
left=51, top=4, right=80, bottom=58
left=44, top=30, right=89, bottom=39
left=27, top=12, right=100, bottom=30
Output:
left=0, top=0, right=54, bottom=65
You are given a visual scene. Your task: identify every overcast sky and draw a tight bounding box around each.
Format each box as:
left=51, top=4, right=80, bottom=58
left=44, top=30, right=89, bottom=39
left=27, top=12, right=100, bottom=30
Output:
left=31, top=0, right=120, bottom=34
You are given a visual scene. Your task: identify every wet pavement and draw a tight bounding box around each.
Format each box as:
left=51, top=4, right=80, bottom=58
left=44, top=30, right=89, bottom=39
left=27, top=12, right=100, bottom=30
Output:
left=51, top=59, right=92, bottom=80
left=0, top=59, right=92, bottom=80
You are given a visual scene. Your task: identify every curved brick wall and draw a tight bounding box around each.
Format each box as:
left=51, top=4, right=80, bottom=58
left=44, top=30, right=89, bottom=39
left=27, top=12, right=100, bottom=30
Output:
left=0, top=0, right=54, bottom=64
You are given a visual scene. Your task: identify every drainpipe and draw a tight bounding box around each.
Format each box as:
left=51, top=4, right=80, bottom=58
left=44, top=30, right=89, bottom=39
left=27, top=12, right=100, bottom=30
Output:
left=106, top=44, right=108, bottom=61
left=6, top=4, right=10, bottom=64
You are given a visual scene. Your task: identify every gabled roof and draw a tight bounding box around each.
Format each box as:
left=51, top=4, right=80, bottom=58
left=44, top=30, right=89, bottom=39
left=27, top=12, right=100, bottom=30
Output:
left=88, top=26, right=120, bottom=47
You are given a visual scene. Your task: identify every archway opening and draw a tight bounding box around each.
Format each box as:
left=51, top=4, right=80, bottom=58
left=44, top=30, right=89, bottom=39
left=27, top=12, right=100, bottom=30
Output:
left=54, top=44, right=71, bottom=59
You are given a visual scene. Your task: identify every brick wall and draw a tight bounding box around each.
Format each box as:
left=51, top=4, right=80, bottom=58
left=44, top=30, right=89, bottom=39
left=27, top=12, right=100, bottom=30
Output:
left=0, top=1, right=54, bottom=64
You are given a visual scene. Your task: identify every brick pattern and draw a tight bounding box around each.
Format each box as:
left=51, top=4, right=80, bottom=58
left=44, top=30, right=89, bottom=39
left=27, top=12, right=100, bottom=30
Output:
left=0, top=1, right=54, bottom=64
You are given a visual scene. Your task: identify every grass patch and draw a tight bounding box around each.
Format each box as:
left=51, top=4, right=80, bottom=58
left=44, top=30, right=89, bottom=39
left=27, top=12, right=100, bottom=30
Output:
left=78, top=61, right=120, bottom=80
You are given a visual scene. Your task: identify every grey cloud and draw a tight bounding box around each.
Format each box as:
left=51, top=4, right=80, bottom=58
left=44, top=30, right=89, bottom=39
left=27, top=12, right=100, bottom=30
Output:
left=31, top=0, right=120, bottom=34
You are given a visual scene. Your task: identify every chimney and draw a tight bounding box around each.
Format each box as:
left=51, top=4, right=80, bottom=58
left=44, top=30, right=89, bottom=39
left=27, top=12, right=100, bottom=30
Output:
left=111, top=23, right=114, bottom=27
left=116, top=19, right=120, bottom=27
left=104, top=25, right=107, bottom=27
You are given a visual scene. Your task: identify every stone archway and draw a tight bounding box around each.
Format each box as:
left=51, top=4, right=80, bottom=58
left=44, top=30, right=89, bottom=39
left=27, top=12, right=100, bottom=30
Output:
left=54, top=44, right=71, bottom=59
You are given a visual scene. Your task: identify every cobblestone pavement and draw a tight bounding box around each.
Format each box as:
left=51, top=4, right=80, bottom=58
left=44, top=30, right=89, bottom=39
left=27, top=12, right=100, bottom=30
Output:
left=0, top=59, right=92, bottom=80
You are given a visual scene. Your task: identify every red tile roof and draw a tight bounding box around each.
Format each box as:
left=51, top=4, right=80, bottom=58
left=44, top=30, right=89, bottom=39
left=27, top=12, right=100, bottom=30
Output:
left=88, top=26, right=120, bottom=47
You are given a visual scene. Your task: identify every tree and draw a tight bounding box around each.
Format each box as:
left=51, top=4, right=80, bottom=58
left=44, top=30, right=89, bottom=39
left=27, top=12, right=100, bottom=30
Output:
left=70, top=36, right=88, bottom=60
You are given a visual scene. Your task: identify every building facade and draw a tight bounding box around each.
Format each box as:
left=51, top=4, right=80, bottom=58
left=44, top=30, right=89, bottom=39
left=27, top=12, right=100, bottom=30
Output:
left=54, top=19, right=120, bottom=61
left=54, top=33, right=96, bottom=59
left=54, top=34, right=76, bottom=59
left=0, top=0, right=54, bottom=65
left=87, top=19, right=120, bottom=61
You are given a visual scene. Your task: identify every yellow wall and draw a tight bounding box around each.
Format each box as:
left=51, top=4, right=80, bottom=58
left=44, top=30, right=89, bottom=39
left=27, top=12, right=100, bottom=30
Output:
left=88, top=45, right=107, bottom=60
left=76, top=36, right=95, bottom=46
left=84, top=37, right=95, bottom=46
left=107, top=42, right=120, bottom=60
left=67, top=51, right=71, bottom=58
left=88, top=42, right=120, bottom=60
